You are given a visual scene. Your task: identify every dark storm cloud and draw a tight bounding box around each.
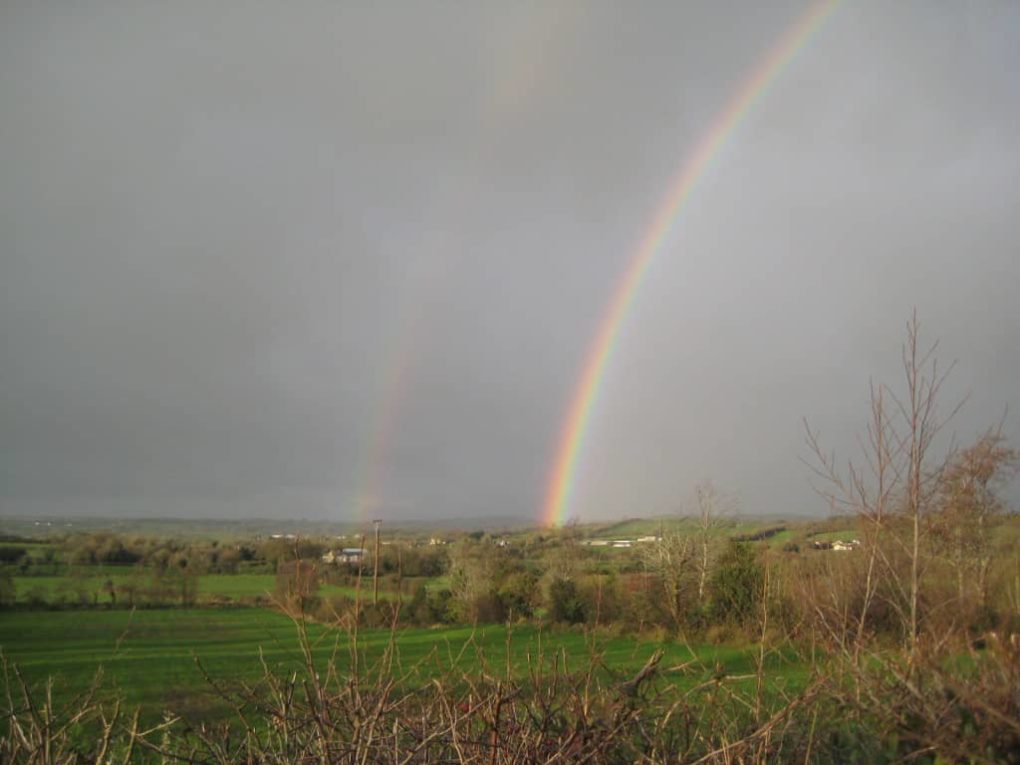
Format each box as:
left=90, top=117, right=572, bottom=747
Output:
left=2, top=1, right=1018, bottom=522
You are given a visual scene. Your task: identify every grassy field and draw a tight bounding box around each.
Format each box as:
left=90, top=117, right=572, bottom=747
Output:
left=588, top=516, right=801, bottom=540
left=803, top=528, right=858, bottom=543
left=0, top=609, right=806, bottom=722
left=10, top=572, right=391, bottom=605
left=0, top=541, right=53, bottom=553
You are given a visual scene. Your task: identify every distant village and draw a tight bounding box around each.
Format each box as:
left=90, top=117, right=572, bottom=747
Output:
left=259, top=529, right=866, bottom=566
left=579, top=535, right=660, bottom=548
left=810, top=538, right=860, bottom=551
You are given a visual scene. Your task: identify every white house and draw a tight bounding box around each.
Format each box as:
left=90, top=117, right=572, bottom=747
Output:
left=322, top=548, right=367, bottom=565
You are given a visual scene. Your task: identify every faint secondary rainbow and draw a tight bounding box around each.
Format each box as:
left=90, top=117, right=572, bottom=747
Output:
left=351, top=2, right=583, bottom=524
left=541, top=0, right=839, bottom=527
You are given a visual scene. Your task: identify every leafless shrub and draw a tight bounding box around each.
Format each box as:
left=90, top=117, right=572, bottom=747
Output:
left=1, top=608, right=838, bottom=764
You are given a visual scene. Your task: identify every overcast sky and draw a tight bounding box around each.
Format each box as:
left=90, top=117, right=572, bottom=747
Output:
left=2, top=1, right=1019, bottom=523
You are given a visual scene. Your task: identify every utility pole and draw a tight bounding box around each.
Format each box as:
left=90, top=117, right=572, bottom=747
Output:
left=372, top=519, right=382, bottom=605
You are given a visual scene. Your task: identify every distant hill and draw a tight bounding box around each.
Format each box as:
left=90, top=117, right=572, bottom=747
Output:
left=0, top=508, right=833, bottom=541
left=0, top=513, right=536, bottom=539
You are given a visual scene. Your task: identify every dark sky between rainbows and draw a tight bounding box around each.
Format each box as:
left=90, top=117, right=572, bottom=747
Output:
left=2, top=1, right=1019, bottom=523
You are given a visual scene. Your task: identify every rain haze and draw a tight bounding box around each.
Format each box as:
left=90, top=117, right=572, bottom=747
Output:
left=2, top=1, right=1019, bottom=523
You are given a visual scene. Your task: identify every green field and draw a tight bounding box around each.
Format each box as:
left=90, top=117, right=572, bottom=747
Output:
left=763, top=528, right=794, bottom=546
left=804, top=528, right=858, bottom=543
left=10, top=572, right=389, bottom=605
left=0, top=609, right=804, bottom=722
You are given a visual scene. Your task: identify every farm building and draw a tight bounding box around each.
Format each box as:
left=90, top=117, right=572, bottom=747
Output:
left=322, top=547, right=367, bottom=565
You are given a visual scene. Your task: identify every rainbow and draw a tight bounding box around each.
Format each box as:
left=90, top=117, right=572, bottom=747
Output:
left=541, top=1, right=839, bottom=527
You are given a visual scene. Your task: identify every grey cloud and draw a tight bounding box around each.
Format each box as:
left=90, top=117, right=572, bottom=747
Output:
left=2, top=1, right=1018, bottom=521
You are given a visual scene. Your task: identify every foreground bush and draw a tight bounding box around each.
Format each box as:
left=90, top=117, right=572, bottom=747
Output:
left=0, top=612, right=826, bottom=764
left=3, top=612, right=1019, bottom=763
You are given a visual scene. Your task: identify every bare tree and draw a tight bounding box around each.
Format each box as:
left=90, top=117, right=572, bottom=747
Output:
left=641, top=531, right=695, bottom=631
left=448, top=537, right=502, bottom=622
left=821, top=381, right=897, bottom=660
left=693, top=479, right=736, bottom=605
left=639, top=480, right=734, bottom=632
left=894, top=312, right=962, bottom=653
left=805, top=312, right=962, bottom=657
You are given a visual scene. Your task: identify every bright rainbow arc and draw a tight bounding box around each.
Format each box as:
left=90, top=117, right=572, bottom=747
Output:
left=542, top=1, right=839, bottom=527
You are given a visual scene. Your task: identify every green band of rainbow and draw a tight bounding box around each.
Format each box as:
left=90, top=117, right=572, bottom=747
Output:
left=541, top=0, right=839, bottom=527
